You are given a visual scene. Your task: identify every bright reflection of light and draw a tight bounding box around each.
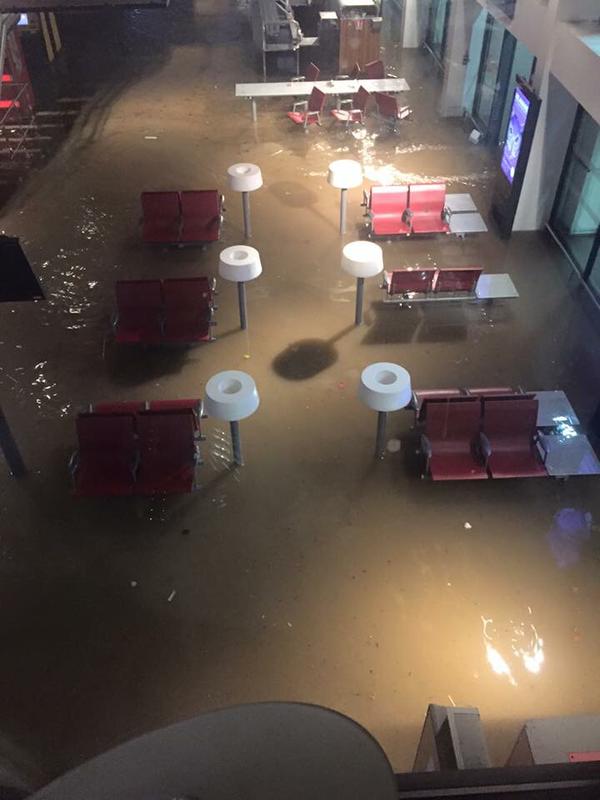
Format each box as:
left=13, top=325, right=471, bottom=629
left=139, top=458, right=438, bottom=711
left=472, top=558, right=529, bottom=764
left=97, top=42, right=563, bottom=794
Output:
left=481, top=612, right=545, bottom=686
left=482, top=617, right=517, bottom=686
left=553, top=416, right=577, bottom=439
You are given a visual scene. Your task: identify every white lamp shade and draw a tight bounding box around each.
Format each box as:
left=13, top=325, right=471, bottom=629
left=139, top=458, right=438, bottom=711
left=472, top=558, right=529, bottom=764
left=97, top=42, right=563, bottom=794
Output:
left=341, top=241, right=383, bottom=279
left=204, top=371, right=260, bottom=422
left=328, top=159, right=363, bottom=190
left=227, top=163, right=263, bottom=192
left=358, top=362, right=412, bottom=412
left=219, top=245, right=263, bottom=282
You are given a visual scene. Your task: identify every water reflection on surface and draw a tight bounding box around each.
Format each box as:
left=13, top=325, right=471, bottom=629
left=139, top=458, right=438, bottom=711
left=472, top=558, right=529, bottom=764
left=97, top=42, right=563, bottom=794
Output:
left=482, top=611, right=545, bottom=687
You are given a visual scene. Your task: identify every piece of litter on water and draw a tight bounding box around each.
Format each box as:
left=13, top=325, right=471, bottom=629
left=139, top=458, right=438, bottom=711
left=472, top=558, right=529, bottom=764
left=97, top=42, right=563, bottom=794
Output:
left=130, top=580, right=138, bottom=588
left=287, top=622, right=293, bottom=628
left=243, top=353, right=251, bottom=359
left=271, top=149, right=284, bottom=156
left=387, top=438, right=402, bottom=453
left=448, top=694, right=456, bottom=707
left=168, top=590, right=176, bottom=603
left=144, top=135, right=158, bottom=140
left=464, top=522, right=472, bottom=529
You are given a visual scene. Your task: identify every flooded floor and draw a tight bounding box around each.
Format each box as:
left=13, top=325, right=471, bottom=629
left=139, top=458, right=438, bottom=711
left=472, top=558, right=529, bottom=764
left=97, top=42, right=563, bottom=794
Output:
left=1, top=0, right=600, bottom=784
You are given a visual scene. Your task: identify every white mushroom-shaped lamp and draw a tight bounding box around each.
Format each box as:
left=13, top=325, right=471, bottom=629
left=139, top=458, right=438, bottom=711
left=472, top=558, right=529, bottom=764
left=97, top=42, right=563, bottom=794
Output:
left=227, top=163, right=263, bottom=239
left=341, top=240, right=384, bottom=325
left=204, top=370, right=260, bottom=466
left=358, top=362, right=412, bottom=458
left=219, top=245, right=263, bottom=331
left=328, top=159, right=363, bottom=234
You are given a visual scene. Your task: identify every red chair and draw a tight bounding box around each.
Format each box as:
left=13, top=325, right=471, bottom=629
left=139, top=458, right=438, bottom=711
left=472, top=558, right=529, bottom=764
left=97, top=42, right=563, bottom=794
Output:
left=385, top=267, right=437, bottom=296
left=435, top=266, right=483, bottom=294
left=92, top=401, right=146, bottom=414
left=374, top=92, right=412, bottom=131
left=141, top=191, right=181, bottom=244
left=292, top=62, right=320, bottom=82
left=287, top=87, right=326, bottom=129
left=421, top=399, right=487, bottom=481
left=414, top=390, right=466, bottom=423
left=136, top=410, right=198, bottom=494
left=330, top=86, right=369, bottom=127
left=367, top=185, right=410, bottom=236
left=407, top=183, right=450, bottom=235
left=464, top=387, right=516, bottom=397
left=365, top=60, right=385, bottom=79
left=148, top=399, right=203, bottom=436
left=163, top=277, right=213, bottom=343
left=481, top=398, right=547, bottom=479
left=71, top=413, right=138, bottom=496
left=114, top=280, right=164, bottom=345
left=336, top=62, right=361, bottom=80
left=180, top=190, right=223, bottom=244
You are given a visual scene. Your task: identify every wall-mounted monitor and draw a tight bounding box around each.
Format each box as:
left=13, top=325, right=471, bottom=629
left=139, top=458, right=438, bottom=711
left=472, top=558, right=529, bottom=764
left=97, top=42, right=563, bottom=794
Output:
left=500, top=87, right=530, bottom=184
left=491, top=78, right=541, bottom=238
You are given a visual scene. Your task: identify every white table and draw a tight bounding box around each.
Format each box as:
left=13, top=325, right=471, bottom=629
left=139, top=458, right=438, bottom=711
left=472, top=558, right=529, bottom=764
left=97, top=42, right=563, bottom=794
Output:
left=449, top=211, right=488, bottom=235
left=475, top=273, right=518, bottom=300
left=535, top=390, right=580, bottom=427
left=446, top=193, right=477, bottom=213
left=538, top=433, right=600, bottom=477
left=236, top=78, right=410, bottom=121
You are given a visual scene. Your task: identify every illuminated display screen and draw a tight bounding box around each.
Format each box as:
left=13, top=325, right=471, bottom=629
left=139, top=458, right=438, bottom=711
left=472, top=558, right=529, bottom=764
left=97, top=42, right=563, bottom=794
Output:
left=501, top=87, right=530, bottom=184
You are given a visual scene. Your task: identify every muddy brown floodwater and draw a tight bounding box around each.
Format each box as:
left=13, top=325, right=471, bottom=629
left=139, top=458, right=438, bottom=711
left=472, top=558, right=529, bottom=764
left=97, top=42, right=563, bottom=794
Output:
left=0, top=0, right=599, bottom=786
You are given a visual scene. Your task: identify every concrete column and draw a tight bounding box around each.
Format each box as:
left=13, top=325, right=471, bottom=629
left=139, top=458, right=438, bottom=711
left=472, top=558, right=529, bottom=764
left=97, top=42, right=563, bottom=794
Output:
left=512, top=72, right=578, bottom=230
left=438, top=0, right=480, bottom=117
left=512, top=0, right=576, bottom=230
left=402, top=0, right=429, bottom=48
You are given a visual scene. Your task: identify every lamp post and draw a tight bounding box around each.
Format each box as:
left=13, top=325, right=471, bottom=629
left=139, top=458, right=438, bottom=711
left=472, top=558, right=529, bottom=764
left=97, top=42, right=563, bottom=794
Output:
left=328, top=159, right=363, bottom=235
left=204, top=370, right=260, bottom=467
left=358, top=362, right=412, bottom=459
left=219, top=245, right=262, bottom=331
left=341, top=240, right=383, bottom=325
left=227, top=163, right=263, bottom=239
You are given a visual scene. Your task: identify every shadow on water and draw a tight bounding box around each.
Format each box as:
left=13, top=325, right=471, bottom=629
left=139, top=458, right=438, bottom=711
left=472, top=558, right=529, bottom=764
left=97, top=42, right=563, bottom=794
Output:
left=273, top=339, right=337, bottom=380
left=268, top=181, right=319, bottom=209
left=272, top=325, right=354, bottom=380
left=361, top=302, right=469, bottom=345
left=105, top=345, right=189, bottom=387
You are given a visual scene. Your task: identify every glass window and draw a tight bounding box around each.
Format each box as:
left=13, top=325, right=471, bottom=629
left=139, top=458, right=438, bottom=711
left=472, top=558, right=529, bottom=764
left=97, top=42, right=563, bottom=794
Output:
left=473, top=14, right=505, bottom=132
left=426, top=0, right=450, bottom=63
left=587, top=242, right=600, bottom=297
left=498, top=40, right=535, bottom=144
left=551, top=110, right=600, bottom=274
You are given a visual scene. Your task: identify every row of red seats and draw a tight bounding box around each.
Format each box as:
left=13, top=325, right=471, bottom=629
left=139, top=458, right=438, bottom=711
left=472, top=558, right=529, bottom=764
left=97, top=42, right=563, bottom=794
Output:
left=365, top=183, right=450, bottom=237
left=420, top=394, right=547, bottom=481
left=385, top=266, right=482, bottom=297
left=70, top=401, right=202, bottom=496
left=113, top=277, right=215, bottom=345
left=141, top=190, right=223, bottom=245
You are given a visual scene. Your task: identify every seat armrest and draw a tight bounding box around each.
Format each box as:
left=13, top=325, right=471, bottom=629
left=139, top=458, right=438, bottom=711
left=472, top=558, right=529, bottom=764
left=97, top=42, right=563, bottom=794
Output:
left=132, top=450, right=140, bottom=479
left=291, top=76, right=306, bottom=82
left=68, top=450, right=79, bottom=477
left=420, top=434, right=432, bottom=476
left=479, top=433, right=491, bottom=464
left=338, top=98, right=353, bottom=107
left=292, top=100, right=308, bottom=111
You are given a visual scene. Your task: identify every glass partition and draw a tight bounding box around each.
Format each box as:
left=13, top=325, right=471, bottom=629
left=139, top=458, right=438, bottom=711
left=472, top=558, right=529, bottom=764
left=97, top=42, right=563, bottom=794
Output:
left=551, top=109, right=600, bottom=277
